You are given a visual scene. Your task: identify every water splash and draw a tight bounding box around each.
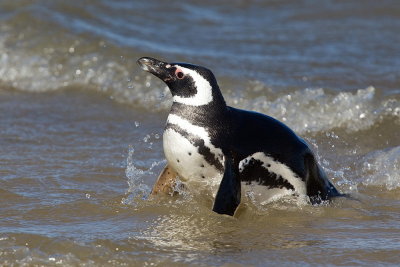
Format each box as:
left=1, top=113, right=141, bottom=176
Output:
left=360, top=146, right=400, bottom=190
left=122, top=146, right=152, bottom=204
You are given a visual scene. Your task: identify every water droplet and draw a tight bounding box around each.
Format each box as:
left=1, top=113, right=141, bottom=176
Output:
left=143, top=134, right=150, bottom=142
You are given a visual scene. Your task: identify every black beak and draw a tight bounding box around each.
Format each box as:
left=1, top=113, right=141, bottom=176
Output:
left=137, top=57, right=172, bottom=81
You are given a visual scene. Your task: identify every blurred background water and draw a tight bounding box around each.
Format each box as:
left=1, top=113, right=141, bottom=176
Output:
left=0, top=0, right=399, bottom=265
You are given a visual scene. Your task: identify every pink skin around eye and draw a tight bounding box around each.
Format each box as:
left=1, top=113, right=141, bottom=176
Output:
left=175, top=68, right=184, bottom=79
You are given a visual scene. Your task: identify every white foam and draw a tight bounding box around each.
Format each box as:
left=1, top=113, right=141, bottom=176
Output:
left=234, top=85, right=399, bottom=134
left=243, top=183, right=298, bottom=206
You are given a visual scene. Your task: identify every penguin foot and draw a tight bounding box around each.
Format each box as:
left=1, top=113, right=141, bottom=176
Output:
left=151, top=164, right=181, bottom=196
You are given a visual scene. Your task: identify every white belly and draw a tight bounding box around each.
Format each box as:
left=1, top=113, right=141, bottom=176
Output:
left=163, top=128, right=222, bottom=183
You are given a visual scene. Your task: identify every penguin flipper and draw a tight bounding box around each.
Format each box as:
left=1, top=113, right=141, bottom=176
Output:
left=151, top=164, right=180, bottom=196
left=212, top=154, right=241, bottom=216
left=304, top=153, right=341, bottom=203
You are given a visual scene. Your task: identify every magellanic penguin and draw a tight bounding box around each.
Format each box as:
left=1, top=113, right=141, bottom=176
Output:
left=137, top=57, right=341, bottom=216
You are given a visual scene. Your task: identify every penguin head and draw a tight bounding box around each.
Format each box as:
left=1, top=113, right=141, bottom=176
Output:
left=137, top=57, right=224, bottom=106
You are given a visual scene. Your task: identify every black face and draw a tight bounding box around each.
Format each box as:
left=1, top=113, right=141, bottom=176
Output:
left=137, top=57, right=216, bottom=99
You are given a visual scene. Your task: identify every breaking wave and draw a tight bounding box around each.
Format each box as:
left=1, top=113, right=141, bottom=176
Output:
left=0, top=22, right=398, bottom=136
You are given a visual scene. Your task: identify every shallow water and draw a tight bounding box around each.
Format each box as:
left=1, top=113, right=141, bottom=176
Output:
left=0, top=0, right=399, bottom=266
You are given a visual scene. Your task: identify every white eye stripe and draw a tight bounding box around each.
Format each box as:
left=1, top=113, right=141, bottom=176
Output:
left=172, top=65, right=213, bottom=106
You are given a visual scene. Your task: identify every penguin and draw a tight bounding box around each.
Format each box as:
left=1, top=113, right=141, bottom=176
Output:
left=137, top=57, right=341, bottom=216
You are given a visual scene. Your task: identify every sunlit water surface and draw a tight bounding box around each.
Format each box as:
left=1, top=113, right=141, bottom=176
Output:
left=0, top=0, right=399, bottom=266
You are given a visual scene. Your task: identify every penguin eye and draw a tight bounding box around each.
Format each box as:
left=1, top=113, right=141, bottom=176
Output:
left=175, top=69, right=185, bottom=79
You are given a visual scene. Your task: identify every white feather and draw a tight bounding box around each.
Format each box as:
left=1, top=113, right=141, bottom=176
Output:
left=167, top=114, right=224, bottom=159
left=163, top=114, right=224, bottom=182
left=163, top=129, right=221, bottom=182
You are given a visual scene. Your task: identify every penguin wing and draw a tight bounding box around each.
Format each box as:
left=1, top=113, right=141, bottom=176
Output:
left=212, top=153, right=241, bottom=216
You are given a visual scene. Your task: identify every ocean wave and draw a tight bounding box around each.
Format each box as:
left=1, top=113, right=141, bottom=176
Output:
left=0, top=31, right=398, bottom=135
left=236, top=85, right=399, bottom=134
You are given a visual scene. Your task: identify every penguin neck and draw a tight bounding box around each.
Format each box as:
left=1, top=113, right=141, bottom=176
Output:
left=169, top=88, right=228, bottom=125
